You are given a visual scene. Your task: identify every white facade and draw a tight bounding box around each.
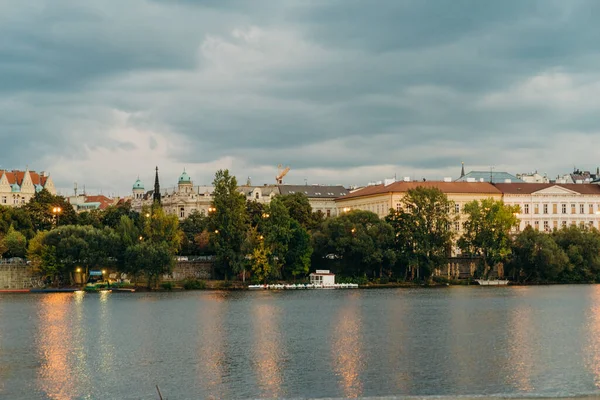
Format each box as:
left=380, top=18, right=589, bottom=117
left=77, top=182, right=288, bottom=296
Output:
left=517, top=172, right=549, bottom=183
left=309, top=270, right=335, bottom=287
left=498, top=184, right=600, bottom=232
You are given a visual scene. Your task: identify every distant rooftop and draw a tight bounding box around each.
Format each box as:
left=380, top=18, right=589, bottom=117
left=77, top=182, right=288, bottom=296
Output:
left=455, top=171, right=524, bottom=184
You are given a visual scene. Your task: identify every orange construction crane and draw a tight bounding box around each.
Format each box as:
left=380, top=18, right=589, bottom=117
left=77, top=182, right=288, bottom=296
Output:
left=276, top=164, right=290, bottom=184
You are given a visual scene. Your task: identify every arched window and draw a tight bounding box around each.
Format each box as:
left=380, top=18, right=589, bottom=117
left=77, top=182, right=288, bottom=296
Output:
left=180, top=207, right=185, bottom=218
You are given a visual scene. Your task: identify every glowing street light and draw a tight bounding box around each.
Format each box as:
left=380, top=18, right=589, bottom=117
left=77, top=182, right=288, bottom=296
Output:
left=52, top=206, right=62, bottom=226
left=208, top=207, right=216, bottom=213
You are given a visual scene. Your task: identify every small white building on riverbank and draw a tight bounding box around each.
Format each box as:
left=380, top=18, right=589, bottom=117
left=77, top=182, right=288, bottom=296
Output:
left=309, top=270, right=335, bottom=287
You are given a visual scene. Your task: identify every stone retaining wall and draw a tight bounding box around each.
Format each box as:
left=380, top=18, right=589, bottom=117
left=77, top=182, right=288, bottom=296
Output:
left=0, top=263, right=43, bottom=289
left=162, top=261, right=214, bottom=282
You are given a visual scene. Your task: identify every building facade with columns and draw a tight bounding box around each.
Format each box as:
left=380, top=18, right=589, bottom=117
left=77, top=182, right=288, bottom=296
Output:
left=130, top=170, right=215, bottom=219
left=494, top=183, right=600, bottom=232
left=0, top=169, right=56, bottom=207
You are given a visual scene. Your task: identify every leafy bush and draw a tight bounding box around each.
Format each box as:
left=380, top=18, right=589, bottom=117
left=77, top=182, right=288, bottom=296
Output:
left=183, top=279, right=206, bottom=290
left=160, top=282, right=174, bottom=291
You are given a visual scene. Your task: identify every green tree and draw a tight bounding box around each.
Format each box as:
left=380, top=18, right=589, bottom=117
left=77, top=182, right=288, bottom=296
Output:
left=77, top=210, right=104, bottom=229
left=285, top=219, right=313, bottom=280
left=0, top=233, right=7, bottom=257
left=250, top=241, right=272, bottom=284
left=386, top=187, right=455, bottom=280
left=26, top=230, right=48, bottom=271
left=246, top=200, right=266, bottom=228
left=508, top=226, right=568, bottom=282
left=179, top=210, right=208, bottom=256
left=124, top=241, right=174, bottom=288
left=1, top=225, right=27, bottom=258
left=210, top=170, right=249, bottom=279
left=279, top=192, right=313, bottom=229
left=261, top=197, right=293, bottom=278
left=24, top=189, right=77, bottom=231
left=102, top=201, right=138, bottom=229
left=0, top=206, right=35, bottom=239
left=552, top=225, right=600, bottom=282
left=313, top=210, right=396, bottom=278
left=458, top=198, right=520, bottom=277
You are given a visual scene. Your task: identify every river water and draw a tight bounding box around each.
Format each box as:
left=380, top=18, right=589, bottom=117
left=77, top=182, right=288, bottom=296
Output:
left=1, top=286, right=600, bottom=399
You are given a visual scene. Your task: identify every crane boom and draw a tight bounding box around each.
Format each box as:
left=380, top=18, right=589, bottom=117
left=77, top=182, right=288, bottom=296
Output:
left=276, top=165, right=290, bottom=184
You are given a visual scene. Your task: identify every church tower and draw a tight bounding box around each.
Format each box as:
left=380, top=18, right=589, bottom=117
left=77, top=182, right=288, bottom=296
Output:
left=460, top=162, right=465, bottom=178
left=153, top=166, right=161, bottom=204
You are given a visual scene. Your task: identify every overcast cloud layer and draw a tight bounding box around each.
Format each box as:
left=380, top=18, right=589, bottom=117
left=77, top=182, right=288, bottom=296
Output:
left=2, top=0, right=600, bottom=196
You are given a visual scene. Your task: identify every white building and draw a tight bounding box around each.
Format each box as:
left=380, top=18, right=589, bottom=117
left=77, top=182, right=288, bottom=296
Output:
left=495, top=183, right=600, bottom=232
left=309, top=270, right=335, bottom=287
left=516, top=172, right=550, bottom=183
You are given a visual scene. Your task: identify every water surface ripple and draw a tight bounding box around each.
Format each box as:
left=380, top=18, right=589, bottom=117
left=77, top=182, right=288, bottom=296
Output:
left=1, top=286, right=600, bottom=399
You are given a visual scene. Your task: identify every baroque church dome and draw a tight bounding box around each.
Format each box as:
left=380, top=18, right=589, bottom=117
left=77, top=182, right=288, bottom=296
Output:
left=178, top=170, right=192, bottom=184
left=133, top=178, right=144, bottom=190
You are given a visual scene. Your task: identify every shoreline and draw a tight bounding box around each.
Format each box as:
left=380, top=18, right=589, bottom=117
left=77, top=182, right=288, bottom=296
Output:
left=2, top=280, right=598, bottom=294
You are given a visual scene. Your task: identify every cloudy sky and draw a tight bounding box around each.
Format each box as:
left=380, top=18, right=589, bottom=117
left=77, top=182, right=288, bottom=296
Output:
left=3, top=0, right=600, bottom=196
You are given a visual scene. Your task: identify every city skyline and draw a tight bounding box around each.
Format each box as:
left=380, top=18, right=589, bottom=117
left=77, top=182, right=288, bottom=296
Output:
left=3, top=1, right=600, bottom=195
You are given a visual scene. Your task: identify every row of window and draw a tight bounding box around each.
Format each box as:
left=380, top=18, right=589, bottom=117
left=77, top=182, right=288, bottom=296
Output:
left=1, top=196, right=26, bottom=205
left=519, top=203, right=597, bottom=215
left=523, top=220, right=594, bottom=231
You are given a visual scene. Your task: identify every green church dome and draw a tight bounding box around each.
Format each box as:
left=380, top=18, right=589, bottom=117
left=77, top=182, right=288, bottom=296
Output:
left=178, top=170, right=192, bottom=184
left=133, top=178, right=144, bottom=190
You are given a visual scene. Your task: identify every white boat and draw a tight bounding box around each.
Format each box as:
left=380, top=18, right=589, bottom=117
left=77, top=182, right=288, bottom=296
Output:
left=475, top=279, right=509, bottom=286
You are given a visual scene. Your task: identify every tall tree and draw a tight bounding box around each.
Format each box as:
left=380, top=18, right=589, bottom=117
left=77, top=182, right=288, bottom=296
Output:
left=285, top=219, right=313, bottom=280
left=179, top=210, right=208, bottom=256
left=1, top=225, right=27, bottom=258
left=458, top=198, right=520, bottom=276
left=508, top=226, right=568, bottom=282
left=261, top=197, right=293, bottom=278
left=552, top=225, right=600, bottom=282
left=210, top=170, right=249, bottom=279
left=313, top=210, right=396, bottom=278
left=386, top=187, right=455, bottom=280
left=279, top=192, right=313, bottom=229
left=24, top=189, right=77, bottom=231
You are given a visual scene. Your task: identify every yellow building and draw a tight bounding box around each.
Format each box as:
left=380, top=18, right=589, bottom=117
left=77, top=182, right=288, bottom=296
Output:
left=335, top=180, right=502, bottom=237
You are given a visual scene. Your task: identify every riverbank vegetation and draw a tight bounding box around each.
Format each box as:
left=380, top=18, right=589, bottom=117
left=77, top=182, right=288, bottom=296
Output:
left=2, top=169, right=600, bottom=286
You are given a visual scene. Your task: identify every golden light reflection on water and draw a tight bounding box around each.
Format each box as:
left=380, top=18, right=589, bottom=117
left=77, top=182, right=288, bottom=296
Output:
left=331, top=294, right=364, bottom=398
left=252, top=301, right=284, bottom=398
left=506, top=301, right=534, bottom=392
left=584, top=286, right=600, bottom=388
left=36, top=293, right=83, bottom=400
left=197, top=293, right=226, bottom=399
left=98, top=291, right=115, bottom=374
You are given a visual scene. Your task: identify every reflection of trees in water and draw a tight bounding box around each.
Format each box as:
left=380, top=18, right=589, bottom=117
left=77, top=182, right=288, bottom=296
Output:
left=252, top=302, right=284, bottom=398
left=585, top=287, right=600, bottom=388
left=196, top=293, right=227, bottom=399
left=331, top=297, right=364, bottom=398
left=37, top=293, right=89, bottom=400
left=506, top=305, right=535, bottom=392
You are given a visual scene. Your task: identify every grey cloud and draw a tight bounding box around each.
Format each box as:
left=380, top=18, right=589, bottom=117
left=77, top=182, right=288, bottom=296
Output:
left=2, top=0, right=600, bottom=194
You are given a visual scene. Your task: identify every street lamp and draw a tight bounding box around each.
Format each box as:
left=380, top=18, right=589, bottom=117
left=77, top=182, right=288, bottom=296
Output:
left=214, top=229, right=219, bottom=234
left=262, top=213, right=270, bottom=218
left=208, top=207, right=216, bottom=213
left=52, top=206, right=62, bottom=226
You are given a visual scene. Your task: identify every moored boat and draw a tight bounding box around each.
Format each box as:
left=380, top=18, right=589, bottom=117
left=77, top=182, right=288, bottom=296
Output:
left=475, top=279, right=509, bottom=286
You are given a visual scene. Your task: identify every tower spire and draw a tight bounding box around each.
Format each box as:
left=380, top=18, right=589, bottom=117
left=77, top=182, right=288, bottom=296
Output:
left=153, top=166, right=161, bottom=205
left=460, top=161, right=465, bottom=178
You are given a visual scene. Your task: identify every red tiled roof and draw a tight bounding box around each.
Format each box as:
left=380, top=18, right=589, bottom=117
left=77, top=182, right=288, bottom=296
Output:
left=339, top=181, right=501, bottom=200
left=0, top=170, right=48, bottom=186
left=84, top=195, right=115, bottom=210
left=494, top=183, right=600, bottom=195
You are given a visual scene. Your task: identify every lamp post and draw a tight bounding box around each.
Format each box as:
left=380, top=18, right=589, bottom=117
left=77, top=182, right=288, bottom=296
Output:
left=52, top=206, right=62, bottom=227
